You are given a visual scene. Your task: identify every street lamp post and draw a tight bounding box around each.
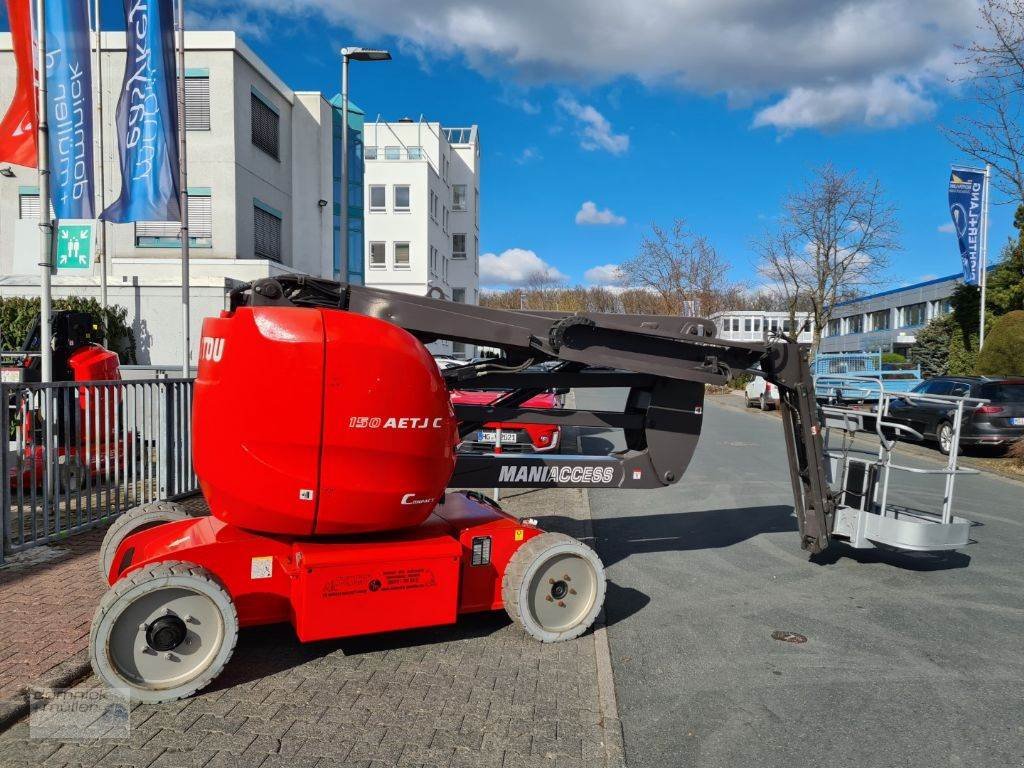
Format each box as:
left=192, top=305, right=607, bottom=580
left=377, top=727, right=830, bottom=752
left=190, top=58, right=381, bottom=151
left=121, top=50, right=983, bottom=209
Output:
left=339, top=47, right=390, bottom=282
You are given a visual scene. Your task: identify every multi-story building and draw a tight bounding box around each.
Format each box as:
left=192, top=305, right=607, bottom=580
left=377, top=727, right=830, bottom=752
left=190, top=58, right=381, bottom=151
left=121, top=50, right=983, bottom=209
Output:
left=710, top=310, right=815, bottom=344
left=818, top=274, right=960, bottom=354
left=0, top=31, right=362, bottom=364
left=362, top=119, right=480, bottom=357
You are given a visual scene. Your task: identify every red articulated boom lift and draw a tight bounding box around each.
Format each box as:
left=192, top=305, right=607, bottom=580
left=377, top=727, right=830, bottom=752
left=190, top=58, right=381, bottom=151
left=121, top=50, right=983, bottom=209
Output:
left=90, top=276, right=836, bottom=702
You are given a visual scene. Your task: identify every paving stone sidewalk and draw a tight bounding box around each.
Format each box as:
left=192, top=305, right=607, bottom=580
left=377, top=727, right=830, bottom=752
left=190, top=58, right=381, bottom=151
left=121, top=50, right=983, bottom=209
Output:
left=0, top=495, right=210, bottom=711
left=0, top=488, right=622, bottom=768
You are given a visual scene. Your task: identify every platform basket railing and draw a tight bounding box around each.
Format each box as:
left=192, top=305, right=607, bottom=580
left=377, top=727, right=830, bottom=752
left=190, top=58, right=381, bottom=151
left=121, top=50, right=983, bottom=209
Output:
left=1, top=378, right=196, bottom=561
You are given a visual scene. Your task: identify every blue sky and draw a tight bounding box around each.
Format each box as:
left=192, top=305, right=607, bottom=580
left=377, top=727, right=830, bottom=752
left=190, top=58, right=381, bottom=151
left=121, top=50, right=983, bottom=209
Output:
left=33, top=1, right=1023, bottom=289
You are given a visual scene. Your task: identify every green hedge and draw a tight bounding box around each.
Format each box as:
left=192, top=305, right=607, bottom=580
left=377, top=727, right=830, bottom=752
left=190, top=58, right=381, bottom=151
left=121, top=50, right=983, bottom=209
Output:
left=976, top=311, right=1024, bottom=376
left=0, top=296, right=137, bottom=364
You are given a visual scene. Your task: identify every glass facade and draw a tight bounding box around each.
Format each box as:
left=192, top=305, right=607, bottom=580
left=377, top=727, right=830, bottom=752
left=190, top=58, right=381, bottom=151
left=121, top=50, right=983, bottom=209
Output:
left=331, top=96, right=365, bottom=285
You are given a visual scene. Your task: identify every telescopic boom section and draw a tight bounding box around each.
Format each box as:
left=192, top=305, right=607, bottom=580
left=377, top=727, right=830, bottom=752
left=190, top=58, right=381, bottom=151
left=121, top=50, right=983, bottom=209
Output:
left=233, top=277, right=836, bottom=553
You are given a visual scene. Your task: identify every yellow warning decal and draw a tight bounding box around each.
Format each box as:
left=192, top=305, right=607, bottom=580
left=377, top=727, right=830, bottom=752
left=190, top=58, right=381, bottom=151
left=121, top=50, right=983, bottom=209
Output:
left=514, top=529, right=524, bottom=541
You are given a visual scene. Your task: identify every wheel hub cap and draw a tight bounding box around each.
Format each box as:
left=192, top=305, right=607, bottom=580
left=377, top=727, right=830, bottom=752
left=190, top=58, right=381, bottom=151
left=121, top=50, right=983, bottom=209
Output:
left=146, top=615, right=187, bottom=652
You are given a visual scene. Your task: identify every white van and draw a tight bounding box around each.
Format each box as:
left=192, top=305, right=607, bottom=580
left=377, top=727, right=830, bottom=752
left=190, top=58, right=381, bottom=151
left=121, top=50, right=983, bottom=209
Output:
left=744, top=376, right=779, bottom=411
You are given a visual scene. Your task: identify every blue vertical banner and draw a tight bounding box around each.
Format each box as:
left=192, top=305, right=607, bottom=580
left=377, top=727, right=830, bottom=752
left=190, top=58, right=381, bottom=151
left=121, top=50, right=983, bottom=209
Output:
left=45, top=0, right=95, bottom=219
left=947, top=168, right=985, bottom=285
left=101, top=0, right=181, bottom=223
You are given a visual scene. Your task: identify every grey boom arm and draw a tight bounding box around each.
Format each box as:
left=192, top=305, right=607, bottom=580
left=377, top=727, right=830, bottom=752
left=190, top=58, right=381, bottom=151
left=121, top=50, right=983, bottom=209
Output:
left=233, top=276, right=836, bottom=553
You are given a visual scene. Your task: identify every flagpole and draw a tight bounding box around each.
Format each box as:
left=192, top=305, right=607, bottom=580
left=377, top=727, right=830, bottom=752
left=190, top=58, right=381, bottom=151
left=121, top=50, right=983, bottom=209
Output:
left=34, top=0, right=52, bottom=383
left=979, top=164, right=991, bottom=351
left=92, top=0, right=108, bottom=339
left=175, top=0, right=190, bottom=377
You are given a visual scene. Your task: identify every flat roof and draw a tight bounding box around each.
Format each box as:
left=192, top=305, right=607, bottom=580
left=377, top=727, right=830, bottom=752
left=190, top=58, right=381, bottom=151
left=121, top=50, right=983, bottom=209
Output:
left=833, top=273, right=962, bottom=308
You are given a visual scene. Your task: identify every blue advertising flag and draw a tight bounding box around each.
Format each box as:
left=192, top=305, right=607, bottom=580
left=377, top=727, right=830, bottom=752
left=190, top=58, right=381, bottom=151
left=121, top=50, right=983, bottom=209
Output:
left=45, top=0, right=95, bottom=219
left=947, top=168, right=986, bottom=285
left=101, top=0, right=181, bottom=223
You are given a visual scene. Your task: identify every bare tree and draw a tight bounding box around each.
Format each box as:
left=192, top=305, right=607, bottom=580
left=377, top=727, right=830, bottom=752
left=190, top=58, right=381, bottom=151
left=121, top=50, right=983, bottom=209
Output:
left=755, top=164, right=899, bottom=347
left=618, top=219, right=735, bottom=316
left=945, top=0, right=1024, bottom=206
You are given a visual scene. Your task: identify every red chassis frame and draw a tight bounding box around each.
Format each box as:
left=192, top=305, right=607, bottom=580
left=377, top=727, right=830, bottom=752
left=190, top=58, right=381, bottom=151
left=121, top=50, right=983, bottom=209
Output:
left=106, top=491, right=542, bottom=642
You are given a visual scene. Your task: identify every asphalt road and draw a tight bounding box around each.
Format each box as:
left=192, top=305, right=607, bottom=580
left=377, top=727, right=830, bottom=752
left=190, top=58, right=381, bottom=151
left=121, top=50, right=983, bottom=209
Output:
left=575, top=390, right=1024, bottom=768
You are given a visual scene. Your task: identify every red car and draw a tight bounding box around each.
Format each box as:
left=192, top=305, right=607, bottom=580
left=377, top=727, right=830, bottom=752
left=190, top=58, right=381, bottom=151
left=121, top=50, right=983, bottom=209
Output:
left=450, top=388, right=564, bottom=453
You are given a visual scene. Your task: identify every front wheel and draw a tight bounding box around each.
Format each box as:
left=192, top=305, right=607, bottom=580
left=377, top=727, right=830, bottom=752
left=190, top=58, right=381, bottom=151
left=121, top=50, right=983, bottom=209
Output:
left=502, top=532, right=606, bottom=643
left=89, top=561, right=238, bottom=703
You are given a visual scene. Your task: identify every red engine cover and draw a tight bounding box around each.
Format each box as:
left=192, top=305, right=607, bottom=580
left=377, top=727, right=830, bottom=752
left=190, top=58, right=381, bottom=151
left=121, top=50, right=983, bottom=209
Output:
left=193, top=307, right=457, bottom=536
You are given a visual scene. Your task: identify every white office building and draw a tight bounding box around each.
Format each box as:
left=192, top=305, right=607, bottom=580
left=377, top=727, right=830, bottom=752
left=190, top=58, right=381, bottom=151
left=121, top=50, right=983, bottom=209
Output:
left=0, top=32, right=361, bottom=365
left=710, top=310, right=815, bottom=344
left=362, top=119, right=480, bottom=357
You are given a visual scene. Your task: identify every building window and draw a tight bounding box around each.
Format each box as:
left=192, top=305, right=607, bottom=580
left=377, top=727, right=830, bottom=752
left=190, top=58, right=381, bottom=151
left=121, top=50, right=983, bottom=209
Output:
left=443, top=207, right=448, bottom=233
left=901, top=302, right=926, bottom=327
left=394, top=185, right=410, bottom=212
left=408, top=146, right=423, bottom=159
left=254, top=203, right=282, bottom=261
left=743, top=318, right=751, bottom=332
left=369, top=185, right=386, bottom=211
left=365, top=146, right=377, bottom=160
left=394, top=242, right=410, bottom=269
left=452, top=287, right=466, bottom=303
left=251, top=91, right=280, bottom=159
left=452, top=233, right=466, bottom=259
left=453, top=184, right=467, bottom=211
left=752, top=318, right=761, bottom=332
left=136, top=192, right=213, bottom=247
left=184, top=75, right=210, bottom=131
left=870, top=309, right=890, bottom=331
left=368, top=241, right=385, bottom=269
left=848, top=315, right=864, bottom=334
left=384, top=146, right=400, bottom=160
left=782, top=319, right=792, bottom=333
left=827, top=318, right=841, bottom=337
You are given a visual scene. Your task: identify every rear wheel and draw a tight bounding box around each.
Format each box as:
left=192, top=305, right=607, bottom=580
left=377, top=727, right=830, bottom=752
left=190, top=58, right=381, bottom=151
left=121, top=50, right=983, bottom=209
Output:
left=502, top=532, right=606, bottom=643
left=759, top=394, right=771, bottom=411
left=89, top=561, right=238, bottom=703
left=937, top=421, right=955, bottom=456
left=99, top=502, right=188, bottom=582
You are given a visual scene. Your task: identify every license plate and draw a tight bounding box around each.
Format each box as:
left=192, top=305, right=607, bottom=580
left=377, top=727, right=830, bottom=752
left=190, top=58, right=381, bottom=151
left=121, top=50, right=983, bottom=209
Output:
left=478, top=430, right=518, bottom=443
left=1011, top=417, right=1024, bottom=426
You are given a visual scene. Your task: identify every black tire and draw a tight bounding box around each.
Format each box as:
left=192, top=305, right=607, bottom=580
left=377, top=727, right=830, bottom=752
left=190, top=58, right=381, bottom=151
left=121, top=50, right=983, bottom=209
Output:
left=99, top=502, right=188, bottom=582
left=90, top=560, right=238, bottom=703
left=502, top=532, right=606, bottom=643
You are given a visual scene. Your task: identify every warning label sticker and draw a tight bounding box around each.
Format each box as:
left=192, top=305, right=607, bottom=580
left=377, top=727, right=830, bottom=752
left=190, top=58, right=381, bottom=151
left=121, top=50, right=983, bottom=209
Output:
left=321, top=568, right=437, bottom=598
left=250, top=556, right=273, bottom=580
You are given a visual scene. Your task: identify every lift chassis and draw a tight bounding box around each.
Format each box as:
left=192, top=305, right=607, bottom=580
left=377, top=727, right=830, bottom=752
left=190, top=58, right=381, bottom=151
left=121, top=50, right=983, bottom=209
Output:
left=241, top=276, right=835, bottom=554
left=92, top=276, right=970, bottom=703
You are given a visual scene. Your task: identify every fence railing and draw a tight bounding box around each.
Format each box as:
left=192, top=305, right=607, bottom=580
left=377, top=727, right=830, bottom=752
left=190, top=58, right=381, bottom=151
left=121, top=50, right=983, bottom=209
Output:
left=2, top=378, right=196, bottom=560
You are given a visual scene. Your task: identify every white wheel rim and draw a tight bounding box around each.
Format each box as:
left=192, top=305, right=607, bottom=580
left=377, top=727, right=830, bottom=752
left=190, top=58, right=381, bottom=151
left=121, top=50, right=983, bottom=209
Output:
left=526, top=553, right=599, bottom=633
left=102, top=585, right=226, bottom=691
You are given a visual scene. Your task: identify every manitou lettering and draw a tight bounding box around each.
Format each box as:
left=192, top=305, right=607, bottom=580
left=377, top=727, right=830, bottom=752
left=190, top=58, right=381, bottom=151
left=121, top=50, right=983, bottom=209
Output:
left=349, top=416, right=444, bottom=429
left=201, top=337, right=224, bottom=362
left=497, top=465, right=615, bottom=485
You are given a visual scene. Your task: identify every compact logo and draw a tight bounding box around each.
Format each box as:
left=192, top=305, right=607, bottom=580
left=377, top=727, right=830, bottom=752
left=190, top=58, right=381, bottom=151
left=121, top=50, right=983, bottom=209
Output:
left=498, top=465, right=615, bottom=485
left=401, top=493, right=435, bottom=505
left=201, top=337, right=225, bottom=362
left=349, top=416, right=444, bottom=429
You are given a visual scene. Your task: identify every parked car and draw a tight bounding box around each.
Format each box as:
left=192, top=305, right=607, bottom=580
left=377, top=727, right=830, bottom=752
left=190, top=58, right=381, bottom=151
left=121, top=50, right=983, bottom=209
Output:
left=886, top=376, right=1024, bottom=454
left=433, top=356, right=465, bottom=371
left=450, top=381, right=565, bottom=453
left=744, top=376, right=779, bottom=410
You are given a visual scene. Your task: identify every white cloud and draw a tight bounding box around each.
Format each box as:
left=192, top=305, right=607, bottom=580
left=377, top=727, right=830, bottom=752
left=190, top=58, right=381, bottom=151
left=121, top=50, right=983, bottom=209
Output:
left=556, top=97, right=629, bottom=154
left=479, top=248, right=568, bottom=287
left=575, top=201, right=625, bottom=226
left=227, top=1, right=977, bottom=131
left=752, top=76, right=936, bottom=131
left=584, top=263, right=627, bottom=286
left=937, top=221, right=955, bottom=234
left=515, top=146, right=541, bottom=164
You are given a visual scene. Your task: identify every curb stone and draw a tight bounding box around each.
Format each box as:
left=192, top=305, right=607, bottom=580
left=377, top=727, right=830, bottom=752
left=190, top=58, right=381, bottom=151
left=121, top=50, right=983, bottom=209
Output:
left=0, top=651, right=91, bottom=732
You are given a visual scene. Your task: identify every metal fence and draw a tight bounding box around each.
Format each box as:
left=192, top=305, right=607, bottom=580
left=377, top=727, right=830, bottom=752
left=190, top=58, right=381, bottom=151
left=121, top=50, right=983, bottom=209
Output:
left=1, top=379, right=196, bottom=560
